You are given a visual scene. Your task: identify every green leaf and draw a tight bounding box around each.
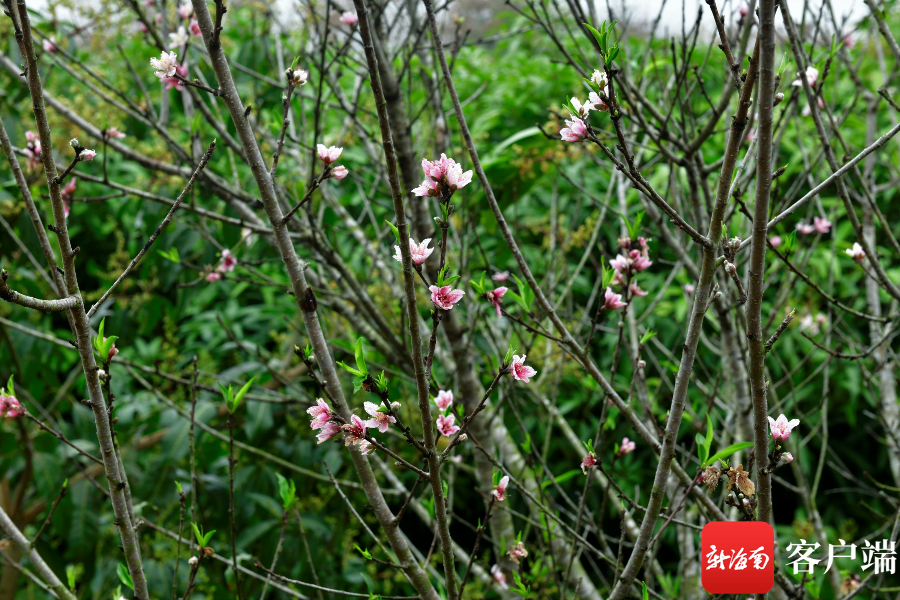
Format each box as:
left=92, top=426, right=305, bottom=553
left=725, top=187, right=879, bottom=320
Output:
left=704, top=414, right=714, bottom=463
left=639, top=329, right=656, bottom=345
left=541, top=469, right=581, bottom=490
left=385, top=220, right=400, bottom=245
left=229, top=377, right=256, bottom=414
left=157, top=247, right=181, bottom=264
left=354, top=338, right=368, bottom=376
left=642, top=581, right=649, bottom=600
left=704, top=442, right=754, bottom=467
left=276, top=473, right=296, bottom=510
left=66, top=565, right=76, bottom=590
left=470, top=271, right=486, bottom=295
left=696, top=433, right=708, bottom=466
left=191, top=523, right=204, bottom=546
left=336, top=361, right=363, bottom=377
left=584, top=23, right=605, bottom=50
left=116, top=563, right=134, bottom=590
left=511, top=274, right=533, bottom=311
left=355, top=545, right=373, bottom=560
left=6, top=374, right=13, bottom=397
left=174, top=481, right=183, bottom=493
left=359, top=572, right=376, bottom=595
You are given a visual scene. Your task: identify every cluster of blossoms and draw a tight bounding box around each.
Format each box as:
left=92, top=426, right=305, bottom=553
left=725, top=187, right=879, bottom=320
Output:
left=582, top=436, right=635, bottom=473
left=394, top=238, right=433, bottom=265
left=602, top=236, right=654, bottom=311
left=206, top=249, right=237, bottom=282
left=792, top=66, right=819, bottom=89
left=846, top=242, right=866, bottom=262
left=433, top=390, right=460, bottom=437
left=61, top=177, right=77, bottom=218
left=307, top=398, right=340, bottom=444
left=795, top=216, right=831, bottom=235
left=23, top=130, right=41, bottom=170
left=560, top=69, right=609, bottom=142
left=316, top=145, right=349, bottom=180
left=339, top=11, right=358, bottom=25
left=412, top=154, right=473, bottom=198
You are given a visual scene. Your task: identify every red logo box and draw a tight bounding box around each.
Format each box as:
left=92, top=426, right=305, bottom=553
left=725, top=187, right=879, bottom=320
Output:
left=701, top=521, right=774, bottom=594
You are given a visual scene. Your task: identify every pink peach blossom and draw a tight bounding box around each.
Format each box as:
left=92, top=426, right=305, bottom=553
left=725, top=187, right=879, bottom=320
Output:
left=814, top=216, right=832, bottom=234
left=846, top=242, right=865, bottom=261
left=767, top=414, right=799, bottom=442
left=331, top=165, right=349, bottom=180
left=340, top=11, right=358, bottom=25
left=603, top=287, right=627, bottom=310
left=769, top=236, right=782, bottom=247
left=581, top=452, right=597, bottom=474
left=795, top=222, right=816, bottom=235
left=0, top=395, right=23, bottom=418
left=492, top=271, right=509, bottom=282
left=316, top=423, right=339, bottom=445
left=342, top=414, right=368, bottom=446
left=791, top=66, right=819, bottom=88
left=508, top=541, right=528, bottom=564
left=617, top=437, right=636, bottom=456
left=307, top=398, right=332, bottom=430
left=560, top=116, right=587, bottom=142
left=491, top=565, right=508, bottom=590
left=317, top=144, right=343, bottom=164
left=486, top=286, right=508, bottom=317
left=151, top=50, right=178, bottom=78
left=364, top=401, right=396, bottom=433
left=510, top=355, right=537, bottom=383
left=429, top=284, right=465, bottom=310
left=394, top=238, right=434, bottom=265
left=434, top=390, right=453, bottom=412
left=412, top=178, right=439, bottom=197
left=206, top=271, right=222, bottom=282
left=79, top=149, right=97, bottom=162
left=436, top=413, right=460, bottom=436
left=492, top=475, right=509, bottom=501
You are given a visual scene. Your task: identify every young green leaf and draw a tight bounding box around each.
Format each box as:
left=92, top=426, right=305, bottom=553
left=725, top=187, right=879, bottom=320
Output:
left=705, top=442, right=754, bottom=467
left=228, top=377, right=256, bottom=414
left=116, top=563, right=134, bottom=590
left=354, top=338, right=368, bottom=376
left=385, top=220, right=400, bottom=244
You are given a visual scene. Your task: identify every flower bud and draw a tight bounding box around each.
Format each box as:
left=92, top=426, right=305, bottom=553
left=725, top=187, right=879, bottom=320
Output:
left=728, top=236, right=741, bottom=251
left=97, top=369, right=107, bottom=381
left=774, top=92, right=784, bottom=106
left=189, top=556, right=199, bottom=567
left=458, top=433, right=468, bottom=443
left=777, top=452, right=793, bottom=466
left=724, top=261, right=737, bottom=275
left=69, top=138, right=80, bottom=147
